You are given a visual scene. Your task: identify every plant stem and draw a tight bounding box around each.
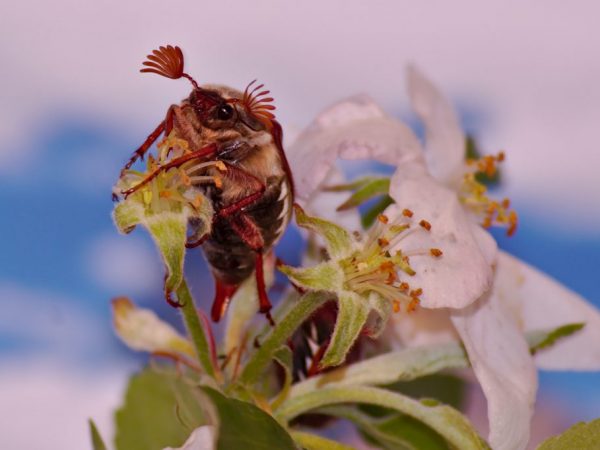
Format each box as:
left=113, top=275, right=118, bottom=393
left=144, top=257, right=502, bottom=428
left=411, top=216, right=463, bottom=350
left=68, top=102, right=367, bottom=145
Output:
left=177, top=279, right=216, bottom=379
left=236, top=291, right=329, bottom=387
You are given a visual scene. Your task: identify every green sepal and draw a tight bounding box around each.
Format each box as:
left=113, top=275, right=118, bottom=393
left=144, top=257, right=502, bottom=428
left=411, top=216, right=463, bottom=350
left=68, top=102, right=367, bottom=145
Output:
left=294, top=204, right=355, bottom=260
left=365, top=292, right=392, bottom=338
left=113, top=201, right=144, bottom=234
left=146, top=212, right=189, bottom=296
left=278, top=261, right=344, bottom=293
left=321, top=291, right=370, bottom=368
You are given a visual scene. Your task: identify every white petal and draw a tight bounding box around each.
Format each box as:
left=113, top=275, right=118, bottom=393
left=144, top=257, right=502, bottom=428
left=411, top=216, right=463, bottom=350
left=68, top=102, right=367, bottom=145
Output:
left=496, top=250, right=600, bottom=370
left=288, top=95, right=424, bottom=201
left=389, top=164, right=494, bottom=308
left=301, top=167, right=362, bottom=232
left=163, top=425, right=216, bottom=450
left=386, top=308, right=457, bottom=348
left=450, top=291, right=537, bottom=450
left=406, top=66, right=465, bottom=187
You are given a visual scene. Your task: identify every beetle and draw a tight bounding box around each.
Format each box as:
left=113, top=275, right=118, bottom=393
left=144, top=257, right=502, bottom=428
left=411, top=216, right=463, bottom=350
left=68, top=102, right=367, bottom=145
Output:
left=119, top=45, right=294, bottom=324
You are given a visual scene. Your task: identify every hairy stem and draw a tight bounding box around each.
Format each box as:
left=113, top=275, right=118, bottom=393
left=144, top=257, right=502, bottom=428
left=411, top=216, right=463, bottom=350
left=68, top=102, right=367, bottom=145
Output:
left=177, top=280, right=216, bottom=379
left=236, top=291, right=329, bottom=387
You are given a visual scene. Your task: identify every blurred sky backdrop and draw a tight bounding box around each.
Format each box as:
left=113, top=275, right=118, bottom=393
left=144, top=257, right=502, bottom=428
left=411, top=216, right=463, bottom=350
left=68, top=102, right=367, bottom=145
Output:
left=1, top=1, right=599, bottom=448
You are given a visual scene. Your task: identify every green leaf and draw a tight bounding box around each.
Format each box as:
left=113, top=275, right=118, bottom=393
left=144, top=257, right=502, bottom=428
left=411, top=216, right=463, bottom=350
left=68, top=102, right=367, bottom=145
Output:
left=321, top=405, right=449, bottom=450
left=294, top=204, right=355, bottom=260
left=288, top=323, right=583, bottom=401
left=115, top=367, right=208, bottom=450
left=528, top=323, right=585, bottom=355
left=323, top=176, right=382, bottom=192
left=89, top=419, right=108, bottom=450
left=321, top=291, right=370, bottom=368
left=537, top=418, right=600, bottom=450
left=334, top=177, right=390, bottom=211
left=275, top=386, right=487, bottom=450
left=201, top=387, right=296, bottom=450
left=361, top=195, right=395, bottom=229
left=288, top=342, right=467, bottom=399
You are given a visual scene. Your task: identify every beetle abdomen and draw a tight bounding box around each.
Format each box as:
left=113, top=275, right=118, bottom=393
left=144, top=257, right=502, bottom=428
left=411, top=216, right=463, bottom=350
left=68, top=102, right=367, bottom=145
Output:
left=202, top=176, right=292, bottom=285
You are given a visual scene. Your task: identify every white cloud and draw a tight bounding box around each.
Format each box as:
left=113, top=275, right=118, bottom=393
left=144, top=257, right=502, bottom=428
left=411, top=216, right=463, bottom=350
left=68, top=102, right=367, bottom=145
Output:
left=0, top=283, right=136, bottom=449
left=0, top=360, right=128, bottom=450
left=2, top=0, right=600, bottom=231
left=85, top=233, right=163, bottom=297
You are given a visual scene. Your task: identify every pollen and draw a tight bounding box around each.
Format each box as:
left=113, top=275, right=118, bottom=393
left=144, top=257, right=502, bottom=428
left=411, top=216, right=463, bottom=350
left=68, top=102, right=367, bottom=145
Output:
left=419, top=220, right=431, bottom=231
left=339, top=208, right=441, bottom=315
left=430, top=248, right=443, bottom=257
left=460, top=151, right=519, bottom=236
left=378, top=214, right=389, bottom=224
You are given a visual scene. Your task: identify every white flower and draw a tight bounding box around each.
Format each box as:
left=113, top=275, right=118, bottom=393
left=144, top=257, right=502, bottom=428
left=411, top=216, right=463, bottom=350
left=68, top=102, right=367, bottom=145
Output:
left=287, top=68, right=600, bottom=450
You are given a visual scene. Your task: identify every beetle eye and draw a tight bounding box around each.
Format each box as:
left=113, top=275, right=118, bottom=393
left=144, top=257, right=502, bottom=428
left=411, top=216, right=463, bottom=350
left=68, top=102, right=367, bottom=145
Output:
left=216, top=103, right=234, bottom=120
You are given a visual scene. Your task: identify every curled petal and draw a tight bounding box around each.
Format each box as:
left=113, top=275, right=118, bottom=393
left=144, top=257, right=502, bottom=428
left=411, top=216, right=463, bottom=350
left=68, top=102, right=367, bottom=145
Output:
left=288, top=95, right=424, bottom=202
left=450, top=291, right=537, bottom=450
left=389, top=163, right=494, bottom=308
left=496, top=251, right=600, bottom=370
left=112, top=297, right=194, bottom=357
left=407, top=66, right=465, bottom=186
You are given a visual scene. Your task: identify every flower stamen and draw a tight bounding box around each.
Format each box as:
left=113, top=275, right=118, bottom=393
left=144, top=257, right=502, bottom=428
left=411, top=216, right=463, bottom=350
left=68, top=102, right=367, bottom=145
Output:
left=460, top=151, right=518, bottom=236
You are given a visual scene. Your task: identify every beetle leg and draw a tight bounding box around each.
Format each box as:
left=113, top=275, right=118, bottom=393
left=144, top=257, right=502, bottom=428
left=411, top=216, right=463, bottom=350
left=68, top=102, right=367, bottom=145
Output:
left=121, top=143, right=218, bottom=197
left=121, top=119, right=166, bottom=177
left=227, top=214, right=275, bottom=325
left=217, top=165, right=266, bottom=218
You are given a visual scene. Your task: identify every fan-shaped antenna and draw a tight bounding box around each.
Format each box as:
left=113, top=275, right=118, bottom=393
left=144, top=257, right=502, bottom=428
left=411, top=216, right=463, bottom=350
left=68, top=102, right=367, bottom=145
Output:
left=140, top=45, right=198, bottom=89
left=241, top=79, right=276, bottom=127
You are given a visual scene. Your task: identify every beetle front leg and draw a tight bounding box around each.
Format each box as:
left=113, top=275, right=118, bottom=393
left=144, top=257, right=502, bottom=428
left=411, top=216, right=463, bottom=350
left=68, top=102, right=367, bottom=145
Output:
left=121, top=117, right=166, bottom=177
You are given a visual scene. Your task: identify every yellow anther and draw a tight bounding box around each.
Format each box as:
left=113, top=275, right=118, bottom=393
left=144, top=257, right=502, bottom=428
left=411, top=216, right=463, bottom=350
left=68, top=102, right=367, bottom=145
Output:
left=393, top=300, right=401, bottom=313
left=407, top=298, right=420, bottom=313
left=215, top=161, right=227, bottom=171
left=377, top=237, right=390, bottom=248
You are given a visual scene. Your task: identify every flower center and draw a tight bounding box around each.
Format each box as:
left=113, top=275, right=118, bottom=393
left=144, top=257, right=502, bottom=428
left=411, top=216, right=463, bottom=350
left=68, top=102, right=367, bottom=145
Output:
left=339, top=210, right=442, bottom=313
left=116, top=133, right=226, bottom=214
left=459, top=151, right=518, bottom=236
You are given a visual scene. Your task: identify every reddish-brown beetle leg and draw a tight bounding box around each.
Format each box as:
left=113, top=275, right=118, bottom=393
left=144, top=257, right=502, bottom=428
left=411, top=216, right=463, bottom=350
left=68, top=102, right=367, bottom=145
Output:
left=121, top=143, right=218, bottom=197
left=255, top=252, right=275, bottom=326
left=185, top=233, right=209, bottom=249
left=164, top=275, right=184, bottom=308
left=121, top=120, right=166, bottom=177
